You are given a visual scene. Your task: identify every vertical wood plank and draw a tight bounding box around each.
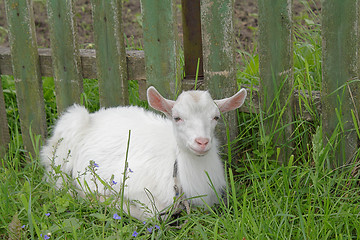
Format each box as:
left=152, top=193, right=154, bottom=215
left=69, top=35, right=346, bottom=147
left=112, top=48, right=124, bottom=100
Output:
left=91, top=0, right=128, bottom=107
left=47, top=0, right=83, bottom=113
left=322, top=0, right=359, bottom=166
left=0, top=76, right=10, bottom=157
left=200, top=0, right=238, bottom=143
left=141, top=0, right=181, bottom=99
left=5, top=0, right=47, bottom=156
left=258, top=0, right=294, bottom=161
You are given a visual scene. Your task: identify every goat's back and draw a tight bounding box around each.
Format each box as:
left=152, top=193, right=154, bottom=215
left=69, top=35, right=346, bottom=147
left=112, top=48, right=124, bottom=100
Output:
left=41, top=104, right=177, bottom=208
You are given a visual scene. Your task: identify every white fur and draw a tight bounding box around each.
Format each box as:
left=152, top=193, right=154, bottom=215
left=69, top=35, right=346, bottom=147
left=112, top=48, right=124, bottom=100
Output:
left=40, top=87, right=247, bottom=220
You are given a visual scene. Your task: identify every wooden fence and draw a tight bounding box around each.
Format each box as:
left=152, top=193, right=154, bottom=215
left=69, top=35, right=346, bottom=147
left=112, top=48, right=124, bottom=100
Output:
left=0, top=0, right=359, bottom=166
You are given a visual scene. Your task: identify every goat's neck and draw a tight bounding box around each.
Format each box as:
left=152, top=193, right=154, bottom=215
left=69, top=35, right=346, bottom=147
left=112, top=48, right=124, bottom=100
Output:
left=175, top=146, right=219, bottom=184
left=177, top=147, right=217, bottom=167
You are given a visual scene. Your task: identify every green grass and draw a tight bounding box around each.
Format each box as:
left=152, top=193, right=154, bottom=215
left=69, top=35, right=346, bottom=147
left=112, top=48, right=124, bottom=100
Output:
left=2, top=2, right=360, bottom=239
left=2, top=119, right=360, bottom=239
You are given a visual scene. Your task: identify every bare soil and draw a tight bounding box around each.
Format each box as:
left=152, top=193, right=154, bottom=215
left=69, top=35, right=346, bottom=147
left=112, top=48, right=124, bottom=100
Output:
left=0, top=0, right=320, bottom=52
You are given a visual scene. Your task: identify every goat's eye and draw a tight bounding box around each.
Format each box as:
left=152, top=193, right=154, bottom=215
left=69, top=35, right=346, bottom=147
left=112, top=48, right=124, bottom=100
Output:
left=213, top=116, right=220, bottom=121
left=174, top=117, right=182, bottom=122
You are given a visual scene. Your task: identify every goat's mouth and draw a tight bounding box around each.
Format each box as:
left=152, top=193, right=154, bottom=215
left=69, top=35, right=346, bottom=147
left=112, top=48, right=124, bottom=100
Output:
left=189, top=146, right=210, bottom=156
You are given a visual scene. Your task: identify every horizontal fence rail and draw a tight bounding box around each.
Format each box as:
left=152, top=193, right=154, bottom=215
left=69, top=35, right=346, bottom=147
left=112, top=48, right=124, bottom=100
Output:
left=0, top=47, right=321, bottom=116
left=0, top=0, right=359, bottom=166
left=0, top=48, right=146, bottom=81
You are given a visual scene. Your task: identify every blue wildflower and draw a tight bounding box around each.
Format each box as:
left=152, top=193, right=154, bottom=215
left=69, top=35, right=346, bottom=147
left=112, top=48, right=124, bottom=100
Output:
left=40, top=234, right=50, bottom=240
left=132, top=231, right=138, bottom=237
left=45, top=213, right=50, bottom=217
left=93, top=162, right=99, bottom=168
left=147, top=227, right=153, bottom=233
left=113, top=213, right=121, bottom=220
left=128, top=168, right=133, bottom=173
left=21, top=225, right=26, bottom=228
left=142, top=221, right=146, bottom=224
left=155, top=224, right=160, bottom=230
left=112, top=180, right=117, bottom=185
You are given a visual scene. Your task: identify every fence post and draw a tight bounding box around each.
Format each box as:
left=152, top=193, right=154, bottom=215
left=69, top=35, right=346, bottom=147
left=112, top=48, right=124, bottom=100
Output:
left=258, top=0, right=294, bottom=162
left=321, top=0, right=360, bottom=166
left=5, top=0, right=47, bottom=157
left=47, top=0, right=83, bottom=113
left=200, top=0, right=238, bottom=144
left=91, top=0, right=128, bottom=107
left=141, top=0, right=181, bottom=99
left=0, top=77, right=10, bottom=157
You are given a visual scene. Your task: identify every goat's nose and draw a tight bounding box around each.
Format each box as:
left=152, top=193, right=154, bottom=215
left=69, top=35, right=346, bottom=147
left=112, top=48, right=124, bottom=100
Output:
left=195, top=137, right=209, bottom=147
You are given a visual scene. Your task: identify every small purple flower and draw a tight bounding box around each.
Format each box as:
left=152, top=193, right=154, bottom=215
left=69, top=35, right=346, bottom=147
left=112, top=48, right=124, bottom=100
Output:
left=40, top=234, right=50, bottom=240
left=147, top=227, right=153, bottom=233
left=45, top=213, right=50, bottom=217
left=132, top=231, right=138, bottom=237
left=142, top=221, right=146, bottom=224
left=128, top=168, right=133, bottom=173
left=112, top=180, right=117, bottom=185
left=113, top=213, right=121, bottom=220
left=155, top=224, right=160, bottom=230
left=21, top=225, right=26, bottom=229
left=93, top=162, right=99, bottom=168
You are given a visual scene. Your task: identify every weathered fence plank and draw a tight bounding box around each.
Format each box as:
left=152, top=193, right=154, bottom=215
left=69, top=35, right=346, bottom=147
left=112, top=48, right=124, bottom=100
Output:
left=5, top=0, right=47, bottom=156
left=0, top=77, right=10, bottom=157
left=91, top=0, right=128, bottom=107
left=200, top=0, right=238, bottom=144
left=141, top=0, right=181, bottom=98
left=47, top=0, right=83, bottom=113
left=322, top=0, right=360, bottom=165
left=258, top=0, right=294, bottom=161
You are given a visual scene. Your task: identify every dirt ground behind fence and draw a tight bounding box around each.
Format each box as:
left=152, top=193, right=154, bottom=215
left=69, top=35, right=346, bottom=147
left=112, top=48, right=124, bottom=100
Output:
left=0, top=0, right=320, bottom=54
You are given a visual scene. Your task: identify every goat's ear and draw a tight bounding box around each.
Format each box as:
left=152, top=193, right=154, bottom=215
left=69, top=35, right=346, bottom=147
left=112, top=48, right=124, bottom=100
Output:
left=147, top=86, right=175, bottom=116
left=214, top=88, right=247, bottom=113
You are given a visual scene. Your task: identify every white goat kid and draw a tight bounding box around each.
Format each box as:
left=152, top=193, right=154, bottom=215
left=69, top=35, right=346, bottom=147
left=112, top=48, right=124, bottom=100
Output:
left=40, top=86, right=247, bottom=220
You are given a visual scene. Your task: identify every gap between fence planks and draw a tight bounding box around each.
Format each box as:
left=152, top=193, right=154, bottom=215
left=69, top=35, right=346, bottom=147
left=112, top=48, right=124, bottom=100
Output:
left=0, top=77, right=10, bottom=157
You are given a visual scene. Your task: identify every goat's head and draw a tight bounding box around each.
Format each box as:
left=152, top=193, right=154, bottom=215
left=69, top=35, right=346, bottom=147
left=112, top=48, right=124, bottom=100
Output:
left=147, top=87, right=247, bottom=156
